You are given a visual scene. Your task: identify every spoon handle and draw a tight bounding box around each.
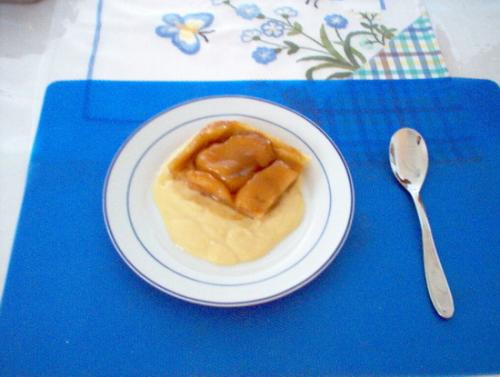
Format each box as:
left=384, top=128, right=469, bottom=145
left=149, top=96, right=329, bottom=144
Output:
left=412, top=194, right=454, bottom=319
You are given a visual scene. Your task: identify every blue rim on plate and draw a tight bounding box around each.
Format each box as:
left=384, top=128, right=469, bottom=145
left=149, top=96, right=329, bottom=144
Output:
left=103, top=95, right=355, bottom=307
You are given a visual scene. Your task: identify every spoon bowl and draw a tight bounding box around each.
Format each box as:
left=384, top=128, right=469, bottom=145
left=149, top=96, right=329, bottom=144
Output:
left=389, top=128, right=428, bottom=194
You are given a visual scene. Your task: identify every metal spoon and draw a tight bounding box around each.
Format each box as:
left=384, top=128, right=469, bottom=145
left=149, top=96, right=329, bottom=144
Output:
left=389, top=128, right=454, bottom=319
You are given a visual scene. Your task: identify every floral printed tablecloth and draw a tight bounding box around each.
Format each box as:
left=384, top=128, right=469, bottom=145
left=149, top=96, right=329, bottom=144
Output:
left=43, top=0, right=448, bottom=83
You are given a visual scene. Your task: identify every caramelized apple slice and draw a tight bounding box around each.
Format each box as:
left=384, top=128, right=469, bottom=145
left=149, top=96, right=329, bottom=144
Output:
left=169, top=121, right=249, bottom=174
left=195, top=133, right=276, bottom=192
left=272, top=143, right=309, bottom=173
left=184, top=170, right=233, bottom=205
left=235, top=160, right=298, bottom=218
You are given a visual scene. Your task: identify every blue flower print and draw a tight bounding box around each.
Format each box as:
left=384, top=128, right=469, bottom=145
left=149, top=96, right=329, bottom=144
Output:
left=324, top=14, right=348, bottom=29
left=156, top=13, right=214, bottom=55
left=252, top=47, right=277, bottom=64
left=261, top=20, right=285, bottom=38
left=236, top=4, right=261, bottom=20
left=211, top=0, right=226, bottom=5
left=274, top=7, right=298, bottom=18
left=241, top=28, right=261, bottom=43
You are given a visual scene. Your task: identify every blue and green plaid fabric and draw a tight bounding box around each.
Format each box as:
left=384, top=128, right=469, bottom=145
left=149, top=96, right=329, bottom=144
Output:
left=353, top=14, right=449, bottom=80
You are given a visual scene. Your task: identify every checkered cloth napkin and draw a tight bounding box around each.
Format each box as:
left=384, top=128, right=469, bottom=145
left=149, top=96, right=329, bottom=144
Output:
left=353, top=13, right=448, bottom=79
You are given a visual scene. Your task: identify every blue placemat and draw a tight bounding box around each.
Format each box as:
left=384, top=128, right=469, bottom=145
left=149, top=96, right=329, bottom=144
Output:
left=1, top=79, right=499, bottom=376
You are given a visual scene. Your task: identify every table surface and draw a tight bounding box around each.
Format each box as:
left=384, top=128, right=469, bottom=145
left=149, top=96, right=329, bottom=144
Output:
left=0, top=0, right=499, bottom=300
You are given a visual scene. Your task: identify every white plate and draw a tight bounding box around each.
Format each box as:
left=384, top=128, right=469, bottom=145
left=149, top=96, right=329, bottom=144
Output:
left=103, top=96, right=354, bottom=307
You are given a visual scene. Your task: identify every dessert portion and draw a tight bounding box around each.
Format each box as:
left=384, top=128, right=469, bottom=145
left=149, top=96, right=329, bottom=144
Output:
left=168, top=120, right=308, bottom=218
left=152, top=120, right=308, bottom=265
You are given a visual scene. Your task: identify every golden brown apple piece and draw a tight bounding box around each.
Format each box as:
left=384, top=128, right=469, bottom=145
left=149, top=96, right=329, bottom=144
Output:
left=235, top=160, right=299, bottom=218
left=272, top=143, right=309, bottom=173
left=195, top=133, right=276, bottom=192
left=169, top=121, right=249, bottom=174
left=184, top=170, right=233, bottom=205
